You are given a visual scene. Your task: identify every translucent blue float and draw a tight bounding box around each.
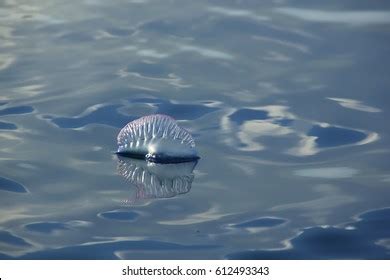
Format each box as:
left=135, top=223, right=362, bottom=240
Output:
left=117, top=114, right=199, bottom=163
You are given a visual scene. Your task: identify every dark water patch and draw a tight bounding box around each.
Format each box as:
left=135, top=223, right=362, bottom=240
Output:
left=0, top=230, right=31, bottom=247
left=229, top=109, right=269, bottom=126
left=308, top=125, right=367, bottom=148
left=360, top=207, right=390, bottom=221
left=0, top=176, right=28, bottom=193
left=232, top=217, right=286, bottom=228
left=0, top=105, right=34, bottom=116
left=98, top=210, right=139, bottom=222
left=273, top=118, right=294, bottom=127
left=50, top=104, right=135, bottom=128
left=353, top=208, right=390, bottom=240
left=13, top=240, right=219, bottom=259
left=24, top=222, right=70, bottom=234
left=0, top=121, right=17, bottom=130
left=227, top=227, right=388, bottom=260
left=0, top=252, right=11, bottom=259
left=226, top=207, right=390, bottom=260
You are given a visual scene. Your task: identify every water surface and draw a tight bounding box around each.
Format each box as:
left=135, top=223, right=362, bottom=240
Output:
left=1, top=0, right=390, bottom=259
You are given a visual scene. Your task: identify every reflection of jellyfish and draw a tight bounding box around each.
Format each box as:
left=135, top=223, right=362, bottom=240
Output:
left=117, top=114, right=199, bottom=163
left=117, top=156, right=198, bottom=203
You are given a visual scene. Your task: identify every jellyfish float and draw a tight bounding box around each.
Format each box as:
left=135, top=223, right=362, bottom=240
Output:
left=116, top=114, right=199, bottom=202
left=116, top=114, right=199, bottom=163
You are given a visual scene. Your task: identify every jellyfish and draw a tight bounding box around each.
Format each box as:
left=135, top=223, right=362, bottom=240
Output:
left=116, top=114, right=199, bottom=163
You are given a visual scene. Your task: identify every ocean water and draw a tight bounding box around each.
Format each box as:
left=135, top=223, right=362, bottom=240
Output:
left=0, top=0, right=390, bottom=260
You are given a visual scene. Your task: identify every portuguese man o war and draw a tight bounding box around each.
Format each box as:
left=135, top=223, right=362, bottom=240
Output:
left=116, top=114, right=199, bottom=163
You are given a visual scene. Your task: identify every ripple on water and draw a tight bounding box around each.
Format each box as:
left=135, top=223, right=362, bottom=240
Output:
left=133, top=98, right=218, bottom=120
left=0, top=103, right=33, bottom=130
left=0, top=230, right=31, bottom=247
left=0, top=105, right=34, bottom=116
left=229, top=108, right=269, bottom=125
left=226, top=207, right=390, bottom=260
left=226, top=106, right=376, bottom=155
left=50, top=104, right=136, bottom=128
left=5, top=240, right=219, bottom=259
left=231, top=217, right=286, bottom=228
left=126, top=62, right=171, bottom=79
left=103, top=27, right=135, bottom=37
left=49, top=99, right=218, bottom=129
left=98, top=210, right=140, bottom=222
left=156, top=102, right=217, bottom=120
left=139, top=19, right=188, bottom=36
left=0, top=176, right=28, bottom=193
left=327, top=97, right=382, bottom=113
left=0, top=121, right=17, bottom=130
left=229, top=107, right=294, bottom=127
left=24, top=222, right=70, bottom=234
left=56, top=31, right=95, bottom=43
left=308, top=125, right=367, bottom=148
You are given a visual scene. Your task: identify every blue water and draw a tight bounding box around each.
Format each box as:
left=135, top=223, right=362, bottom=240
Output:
left=0, top=0, right=390, bottom=260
